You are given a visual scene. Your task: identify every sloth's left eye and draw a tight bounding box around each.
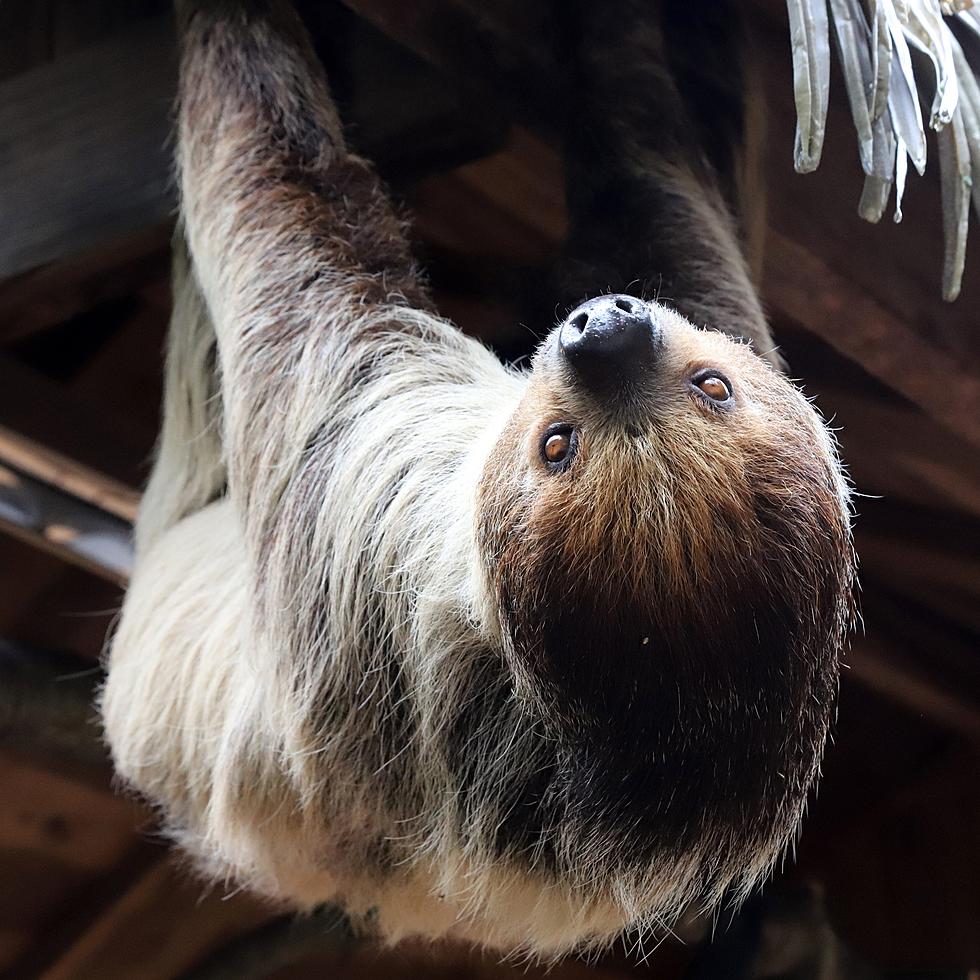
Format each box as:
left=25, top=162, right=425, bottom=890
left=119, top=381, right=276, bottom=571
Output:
left=691, top=370, right=733, bottom=404
left=541, top=425, right=577, bottom=471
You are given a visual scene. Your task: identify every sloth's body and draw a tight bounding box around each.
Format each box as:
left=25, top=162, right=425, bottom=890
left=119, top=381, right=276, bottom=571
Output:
left=102, top=0, right=856, bottom=958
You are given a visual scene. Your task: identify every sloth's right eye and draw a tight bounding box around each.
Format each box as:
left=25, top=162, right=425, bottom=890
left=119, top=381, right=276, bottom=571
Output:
left=541, top=425, right=577, bottom=472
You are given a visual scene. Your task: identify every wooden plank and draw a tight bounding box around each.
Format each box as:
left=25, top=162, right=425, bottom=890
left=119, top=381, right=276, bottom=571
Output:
left=809, top=389, right=980, bottom=519
left=0, top=745, right=156, bottom=977
left=0, top=753, right=138, bottom=873
left=63, top=284, right=170, bottom=438
left=858, top=534, right=980, bottom=600
left=0, top=418, right=139, bottom=584
left=864, top=588, right=980, bottom=691
left=847, top=641, right=980, bottom=743
left=0, top=464, right=133, bottom=584
left=305, top=2, right=510, bottom=181
left=0, top=16, right=177, bottom=279
left=1, top=843, right=164, bottom=980
left=0, top=224, right=172, bottom=344
left=0, top=6, right=508, bottom=286
left=338, top=0, right=559, bottom=126
left=798, top=745, right=980, bottom=965
left=39, top=859, right=273, bottom=980
left=0, top=428, right=139, bottom=523
left=410, top=127, right=566, bottom=264
left=0, top=356, right=153, bottom=488
left=0, top=850, right=93, bottom=977
left=764, top=231, right=980, bottom=448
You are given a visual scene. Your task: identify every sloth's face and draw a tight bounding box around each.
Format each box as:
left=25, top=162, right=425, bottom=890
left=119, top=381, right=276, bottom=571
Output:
left=475, top=295, right=855, bottom=902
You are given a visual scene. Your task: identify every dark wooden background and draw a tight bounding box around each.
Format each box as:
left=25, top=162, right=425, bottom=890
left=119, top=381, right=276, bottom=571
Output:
left=0, top=1, right=977, bottom=977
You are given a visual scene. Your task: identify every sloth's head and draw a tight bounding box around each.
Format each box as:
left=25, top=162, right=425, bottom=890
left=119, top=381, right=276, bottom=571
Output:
left=474, top=295, right=856, bottom=913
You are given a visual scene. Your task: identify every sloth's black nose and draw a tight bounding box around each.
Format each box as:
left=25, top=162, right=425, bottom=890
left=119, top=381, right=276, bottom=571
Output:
left=558, top=295, right=661, bottom=388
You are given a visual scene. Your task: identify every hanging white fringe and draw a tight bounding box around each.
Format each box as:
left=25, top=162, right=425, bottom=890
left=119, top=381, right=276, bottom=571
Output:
left=787, top=0, right=980, bottom=299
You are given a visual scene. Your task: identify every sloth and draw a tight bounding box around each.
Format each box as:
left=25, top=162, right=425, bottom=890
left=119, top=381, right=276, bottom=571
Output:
left=101, top=0, right=857, bottom=959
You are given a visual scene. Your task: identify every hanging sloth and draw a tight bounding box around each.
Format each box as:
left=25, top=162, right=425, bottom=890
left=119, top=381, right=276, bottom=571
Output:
left=101, top=0, right=857, bottom=958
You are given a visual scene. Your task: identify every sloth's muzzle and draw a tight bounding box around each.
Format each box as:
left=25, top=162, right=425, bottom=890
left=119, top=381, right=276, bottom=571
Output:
left=558, top=294, right=662, bottom=392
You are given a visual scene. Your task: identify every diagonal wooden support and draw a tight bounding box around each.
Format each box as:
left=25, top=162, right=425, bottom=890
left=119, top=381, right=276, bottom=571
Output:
left=763, top=231, right=980, bottom=449
left=0, top=16, right=177, bottom=282
left=0, top=427, right=137, bottom=584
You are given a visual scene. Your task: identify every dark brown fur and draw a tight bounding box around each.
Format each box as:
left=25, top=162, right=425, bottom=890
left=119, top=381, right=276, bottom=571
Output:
left=475, top=313, right=854, bottom=894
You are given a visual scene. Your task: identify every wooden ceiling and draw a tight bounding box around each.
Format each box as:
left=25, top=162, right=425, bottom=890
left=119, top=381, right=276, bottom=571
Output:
left=0, top=1, right=977, bottom=977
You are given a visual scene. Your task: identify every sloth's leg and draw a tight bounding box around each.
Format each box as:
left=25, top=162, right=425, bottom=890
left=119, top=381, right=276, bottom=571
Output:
left=174, top=0, right=432, bottom=551
left=555, top=0, right=777, bottom=364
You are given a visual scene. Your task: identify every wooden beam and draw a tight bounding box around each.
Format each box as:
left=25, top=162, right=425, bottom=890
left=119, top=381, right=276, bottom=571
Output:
left=338, top=0, right=559, bottom=127
left=0, top=16, right=177, bottom=280
left=857, top=534, right=980, bottom=600
left=0, top=224, right=172, bottom=345
left=846, top=640, right=980, bottom=743
left=0, top=752, right=136, bottom=870
left=0, top=464, right=133, bottom=585
left=1, top=841, right=165, bottom=980
left=0, top=428, right=139, bottom=524
left=0, top=7, right=509, bottom=288
left=807, top=389, right=980, bottom=519
left=764, top=231, right=980, bottom=448
left=410, top=127, right=566, bottom=265
left=40, top=859, right=273, bottom=980
left=0, top=356, right=152, bottom=488
left=0, top=425, right=138, bottom=585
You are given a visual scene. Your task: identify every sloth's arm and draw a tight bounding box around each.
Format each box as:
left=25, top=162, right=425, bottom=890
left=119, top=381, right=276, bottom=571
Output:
left=557, top=0, right=777, bottom=363
left=174, top=0, right=431, bottom=528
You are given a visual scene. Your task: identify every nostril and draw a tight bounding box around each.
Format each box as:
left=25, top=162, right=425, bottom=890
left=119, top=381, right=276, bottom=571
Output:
left=614, top=298, right=634, bottom=313
left=569, top=312, right=589, bottom=332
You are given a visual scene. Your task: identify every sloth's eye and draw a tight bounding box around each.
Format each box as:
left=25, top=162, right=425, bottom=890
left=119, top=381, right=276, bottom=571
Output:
left=698, top=376, right=730, bottom=400
left=544, top=433, right=571, bottom=463
left=691, top=371, right=733, bottom=404
left=541, top=425, right=577, bottom=471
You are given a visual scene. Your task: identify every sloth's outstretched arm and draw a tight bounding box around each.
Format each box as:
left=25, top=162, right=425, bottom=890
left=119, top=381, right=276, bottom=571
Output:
left=174, top=0, right=432, bottom=544
left=108, top=0, right=509, bottom=908
left=557, top=0, right=777, bottom=363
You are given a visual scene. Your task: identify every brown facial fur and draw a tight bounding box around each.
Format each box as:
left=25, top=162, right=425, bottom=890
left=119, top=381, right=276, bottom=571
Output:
left=476, top=303, right=855, bottom=899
